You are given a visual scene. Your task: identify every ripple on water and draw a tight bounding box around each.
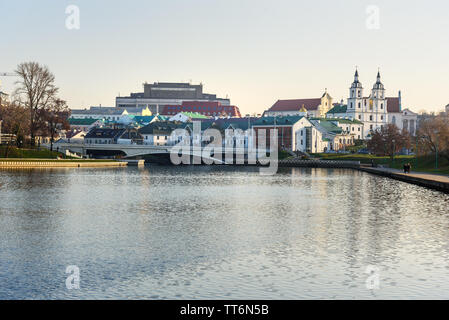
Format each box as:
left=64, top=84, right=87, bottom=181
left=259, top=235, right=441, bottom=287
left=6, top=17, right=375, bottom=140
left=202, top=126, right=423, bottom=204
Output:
left=0, top=166, right=448, bottom=299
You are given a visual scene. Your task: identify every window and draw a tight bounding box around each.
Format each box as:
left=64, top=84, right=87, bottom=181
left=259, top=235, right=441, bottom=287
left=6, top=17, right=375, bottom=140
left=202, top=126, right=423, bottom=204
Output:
left=381, top=115, right=383, bottom=120
left=350, top=102, right=353, bottom=108
left=370, top=115, right=373, bottom=121
left=370, top=125, right=373, bottom=130
left=358, top=127, right=360, bottom=131
left=358, top=102, right=361, bottom=108
left=358, top=115, right=361, bottom=120
left=381, top=103, right=383, bottom=109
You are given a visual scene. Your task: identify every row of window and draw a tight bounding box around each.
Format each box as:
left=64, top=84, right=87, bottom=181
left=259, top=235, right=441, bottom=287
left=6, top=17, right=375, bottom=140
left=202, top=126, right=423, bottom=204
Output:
left=356, top=114, right=384, bottom=121
left=167, top=106, right=233, bottom=111
left=350, top=101, right=384, bottom=109
left=85, top=139, right=113, bottom=144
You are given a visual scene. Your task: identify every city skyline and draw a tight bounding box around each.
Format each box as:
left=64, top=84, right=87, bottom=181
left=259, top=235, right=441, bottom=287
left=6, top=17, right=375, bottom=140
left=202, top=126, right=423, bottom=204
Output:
left=1, top=0, right=448, bottom=114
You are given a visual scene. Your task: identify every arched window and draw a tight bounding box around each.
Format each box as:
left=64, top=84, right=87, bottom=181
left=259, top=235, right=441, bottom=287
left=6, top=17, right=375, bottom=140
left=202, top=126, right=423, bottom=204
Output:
left=392, top=116, right=396, bottom=125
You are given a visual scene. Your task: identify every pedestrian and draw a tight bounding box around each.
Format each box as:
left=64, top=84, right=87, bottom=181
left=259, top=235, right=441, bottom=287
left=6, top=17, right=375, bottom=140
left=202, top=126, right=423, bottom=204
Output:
left=407, top=163, right=412, bottom=173
left=403, top=163, right=407, bottom=173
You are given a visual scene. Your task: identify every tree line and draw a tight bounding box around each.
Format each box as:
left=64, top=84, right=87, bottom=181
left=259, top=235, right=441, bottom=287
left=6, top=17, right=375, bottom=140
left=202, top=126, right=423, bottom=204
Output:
left=367, top=116, right=449, bottom=162
left=0, top=62, right=70, bottom=151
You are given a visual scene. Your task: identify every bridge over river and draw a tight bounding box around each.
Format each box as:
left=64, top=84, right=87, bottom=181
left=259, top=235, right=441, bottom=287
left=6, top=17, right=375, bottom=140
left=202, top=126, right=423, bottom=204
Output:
left=50, top=142, right=263, bottom=164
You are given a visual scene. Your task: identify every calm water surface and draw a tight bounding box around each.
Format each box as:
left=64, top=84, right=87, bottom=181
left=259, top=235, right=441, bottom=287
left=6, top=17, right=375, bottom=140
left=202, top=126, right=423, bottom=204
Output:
left=0, top=166, right=448, bottom=299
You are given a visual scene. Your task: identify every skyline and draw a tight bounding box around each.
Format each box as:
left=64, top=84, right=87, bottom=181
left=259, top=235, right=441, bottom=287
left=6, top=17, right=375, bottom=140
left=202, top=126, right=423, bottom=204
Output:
left=1, top=0, right=448, bottom=114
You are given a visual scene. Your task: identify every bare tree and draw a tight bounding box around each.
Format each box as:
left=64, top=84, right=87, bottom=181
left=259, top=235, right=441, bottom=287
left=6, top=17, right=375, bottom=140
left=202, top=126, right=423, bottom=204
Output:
left=368, top=124, right=411, bottom=159
left=14, top=62, right=58, bottom=146
left=38, top=98, right=71, bottom=151
left=0, top=100, right=30, bottom=143
left=417, top=115, right=449, bottom=161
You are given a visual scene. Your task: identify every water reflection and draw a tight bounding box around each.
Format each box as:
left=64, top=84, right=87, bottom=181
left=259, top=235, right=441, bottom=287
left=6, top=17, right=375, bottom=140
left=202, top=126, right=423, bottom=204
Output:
left=0, top=166, right=448, bottom=299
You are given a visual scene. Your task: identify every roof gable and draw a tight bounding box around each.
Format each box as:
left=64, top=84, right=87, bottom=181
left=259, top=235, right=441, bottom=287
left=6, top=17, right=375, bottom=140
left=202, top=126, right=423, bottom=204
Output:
left=268, top=98, right=321, bottom=112
left=386, top=97, right=400, bottom=113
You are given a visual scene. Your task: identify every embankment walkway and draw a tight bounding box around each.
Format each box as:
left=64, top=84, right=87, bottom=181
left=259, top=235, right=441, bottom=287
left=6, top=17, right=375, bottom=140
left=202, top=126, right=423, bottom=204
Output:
left=359, top=166, right=449, bottom=193
left=278, top=158, right=449, bottom=193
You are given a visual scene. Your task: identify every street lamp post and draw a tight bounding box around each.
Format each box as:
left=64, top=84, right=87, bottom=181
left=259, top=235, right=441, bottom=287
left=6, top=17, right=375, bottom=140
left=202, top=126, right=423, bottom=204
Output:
left=392, top=139, right=396, bottom=163
left=434, top=130, right=439, bottom=169
left=415, top=133, right=419, bottom=169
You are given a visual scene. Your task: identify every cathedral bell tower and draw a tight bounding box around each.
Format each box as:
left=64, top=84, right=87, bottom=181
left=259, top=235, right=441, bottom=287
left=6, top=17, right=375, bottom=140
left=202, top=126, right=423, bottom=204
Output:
left=372, top=71, right=385, bottom=100
left=348, top=68, right=363, bottom=111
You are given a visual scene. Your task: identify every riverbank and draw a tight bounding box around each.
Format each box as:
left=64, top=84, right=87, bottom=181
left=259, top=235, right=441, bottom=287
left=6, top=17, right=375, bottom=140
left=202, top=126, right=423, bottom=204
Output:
left=277, top=157, right=449, bottom=193
left=0, top=159, right=127, bottom=168
left=0, top=146, right=68, bottom=159
left=358, top=166, right=449, bottom=193
left=313, top=153, right=449, bottom=175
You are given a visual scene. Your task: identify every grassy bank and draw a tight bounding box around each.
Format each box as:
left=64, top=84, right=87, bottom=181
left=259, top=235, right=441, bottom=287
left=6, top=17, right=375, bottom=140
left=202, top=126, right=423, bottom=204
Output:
left=0, top=146, right=65, bottom=159
left=313, top=153, right=449, bottom=175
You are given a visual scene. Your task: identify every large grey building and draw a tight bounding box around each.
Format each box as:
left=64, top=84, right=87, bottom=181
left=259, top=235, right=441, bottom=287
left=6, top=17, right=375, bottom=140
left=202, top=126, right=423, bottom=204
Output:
left=116, top=82, right=230, bottom=114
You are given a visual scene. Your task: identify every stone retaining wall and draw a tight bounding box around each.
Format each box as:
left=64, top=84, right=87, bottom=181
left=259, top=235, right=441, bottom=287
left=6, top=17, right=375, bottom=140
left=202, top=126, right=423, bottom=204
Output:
left=278, top=159, right=360, bottom=168
left=0, top=161, right=127, bottom=168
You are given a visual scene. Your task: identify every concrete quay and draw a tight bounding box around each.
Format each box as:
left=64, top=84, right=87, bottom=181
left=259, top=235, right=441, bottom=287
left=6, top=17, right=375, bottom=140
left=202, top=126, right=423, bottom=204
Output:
left=0, top=159, right=128, bottom=168
left=358, top=166, right=449, bottom=193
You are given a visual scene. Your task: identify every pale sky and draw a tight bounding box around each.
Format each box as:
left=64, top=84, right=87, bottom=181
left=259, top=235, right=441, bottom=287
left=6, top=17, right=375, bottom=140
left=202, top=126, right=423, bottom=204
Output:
left=1, top=0, right=448, bottom=114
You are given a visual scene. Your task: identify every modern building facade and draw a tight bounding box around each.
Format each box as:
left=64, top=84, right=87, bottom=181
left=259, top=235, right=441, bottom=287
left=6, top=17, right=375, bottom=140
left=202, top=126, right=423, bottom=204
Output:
left=71, top=106, right=152, bottom=121
left=116, top=82, right=232, bottom=114
left=163, top=101, right=241, bottom=117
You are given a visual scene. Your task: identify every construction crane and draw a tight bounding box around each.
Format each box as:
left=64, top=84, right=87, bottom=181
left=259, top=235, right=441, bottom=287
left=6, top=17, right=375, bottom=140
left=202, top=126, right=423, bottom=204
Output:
left=0, top=72, right=16, bottom=96
left=0, top=72, right=16, bottom=105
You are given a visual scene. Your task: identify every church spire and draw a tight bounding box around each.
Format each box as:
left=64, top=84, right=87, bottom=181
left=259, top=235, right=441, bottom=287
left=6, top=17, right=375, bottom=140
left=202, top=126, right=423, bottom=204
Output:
left=351, top=67, right=362, bottom=89
left=354, top=67, right=359, bottom=82
left=373, top=68, right=384, bottom=89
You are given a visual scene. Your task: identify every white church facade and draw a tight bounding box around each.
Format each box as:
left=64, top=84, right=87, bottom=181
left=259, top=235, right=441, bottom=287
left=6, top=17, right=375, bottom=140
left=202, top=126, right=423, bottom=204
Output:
left=327, top=70, right=418, bottom=139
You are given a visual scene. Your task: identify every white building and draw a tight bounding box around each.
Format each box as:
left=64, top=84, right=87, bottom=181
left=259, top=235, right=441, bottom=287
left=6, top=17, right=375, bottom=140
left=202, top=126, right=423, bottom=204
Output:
left=345, top=70, right=388, bottom=138
left=71, top=106, right=152, bottom=121
left=264, top=91, right=334, bottom=118
left=327, top=69, right=418, bottom=138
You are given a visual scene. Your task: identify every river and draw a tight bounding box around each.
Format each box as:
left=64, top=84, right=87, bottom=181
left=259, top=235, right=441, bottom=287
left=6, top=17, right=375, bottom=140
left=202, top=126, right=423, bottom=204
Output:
left=0, top=166, right=448, bottom=299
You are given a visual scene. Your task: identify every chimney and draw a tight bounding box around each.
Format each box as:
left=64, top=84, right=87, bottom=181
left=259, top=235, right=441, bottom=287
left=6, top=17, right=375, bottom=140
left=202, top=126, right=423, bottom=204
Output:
left=398, top=90, right=402, bottom=111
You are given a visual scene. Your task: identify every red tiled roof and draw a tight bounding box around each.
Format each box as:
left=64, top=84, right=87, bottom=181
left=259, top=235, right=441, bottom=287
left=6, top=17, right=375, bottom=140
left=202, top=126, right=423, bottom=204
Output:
left=386, top=97, right=400, bottom=113
left=161, top=101, right=241, bottom=117
left=182, top=101, right=220, bottom=108
left=268, top=98, right=321, bottom=111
